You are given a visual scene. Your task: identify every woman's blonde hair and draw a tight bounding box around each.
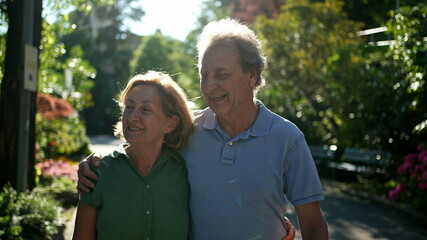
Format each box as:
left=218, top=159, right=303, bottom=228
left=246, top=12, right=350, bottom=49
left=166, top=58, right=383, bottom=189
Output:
left=114, top=71, right=194, bottom=150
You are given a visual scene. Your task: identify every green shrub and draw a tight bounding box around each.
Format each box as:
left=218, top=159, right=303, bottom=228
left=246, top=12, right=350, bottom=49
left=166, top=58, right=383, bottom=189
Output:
left=36, top=113, right=91, bottom=161
left=34, top=176, right=79, bottom=209
left=0, top=185, right=63, bottom=240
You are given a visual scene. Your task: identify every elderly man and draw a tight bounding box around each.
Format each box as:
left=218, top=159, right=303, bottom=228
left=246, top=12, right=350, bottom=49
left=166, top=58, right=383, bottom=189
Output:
left=78, top=18, right=327, bottom=240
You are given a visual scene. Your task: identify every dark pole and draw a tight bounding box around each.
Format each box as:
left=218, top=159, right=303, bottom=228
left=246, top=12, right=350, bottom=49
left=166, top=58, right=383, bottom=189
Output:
left=0, top=0, right=41, bottom=191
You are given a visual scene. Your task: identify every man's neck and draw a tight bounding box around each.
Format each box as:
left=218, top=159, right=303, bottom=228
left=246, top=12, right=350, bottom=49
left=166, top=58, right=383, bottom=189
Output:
left=217, top=102, right=259, bottom=138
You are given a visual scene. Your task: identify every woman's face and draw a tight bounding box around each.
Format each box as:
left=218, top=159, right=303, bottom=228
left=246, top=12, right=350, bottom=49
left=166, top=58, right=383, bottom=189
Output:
left=122, top=84, right=176, bottom=147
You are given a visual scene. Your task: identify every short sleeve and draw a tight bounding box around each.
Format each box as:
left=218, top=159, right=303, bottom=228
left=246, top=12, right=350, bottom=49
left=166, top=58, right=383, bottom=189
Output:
left=80, top=166, right=102, bottom=209
left=284, top=135, right=324, bottom=206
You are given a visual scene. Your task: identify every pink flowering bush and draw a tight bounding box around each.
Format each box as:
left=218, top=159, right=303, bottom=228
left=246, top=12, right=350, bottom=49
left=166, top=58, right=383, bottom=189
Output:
left=36, top=159, right=78, bottom=182
left=389, top=143, right=427, bottom=212
left=34, top=159, right=79, bottom=207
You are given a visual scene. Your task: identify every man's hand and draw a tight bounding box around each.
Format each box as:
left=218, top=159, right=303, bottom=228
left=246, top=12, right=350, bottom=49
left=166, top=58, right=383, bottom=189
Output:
left=282, top=216, right=296, bottom=240
left=77, top=153, right=103, bottom=195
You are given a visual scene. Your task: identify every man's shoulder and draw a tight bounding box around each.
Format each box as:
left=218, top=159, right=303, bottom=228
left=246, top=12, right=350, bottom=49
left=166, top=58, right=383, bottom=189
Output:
left=263, top=107, right=304, bottom=137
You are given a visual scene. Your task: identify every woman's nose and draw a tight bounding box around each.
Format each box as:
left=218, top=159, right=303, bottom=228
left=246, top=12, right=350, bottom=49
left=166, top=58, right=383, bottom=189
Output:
left=128, top=109, right=139, bottom=121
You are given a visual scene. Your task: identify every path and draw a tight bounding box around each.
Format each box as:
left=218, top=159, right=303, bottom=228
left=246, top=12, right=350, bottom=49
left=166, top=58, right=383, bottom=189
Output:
left=286, top=179, right=427, bottom=240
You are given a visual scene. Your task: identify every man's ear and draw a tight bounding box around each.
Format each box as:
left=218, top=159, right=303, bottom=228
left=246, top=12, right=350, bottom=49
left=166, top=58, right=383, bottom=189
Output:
left=248, top=69, right=258, bottom=88
left=166, top=115, right=179, bottom=134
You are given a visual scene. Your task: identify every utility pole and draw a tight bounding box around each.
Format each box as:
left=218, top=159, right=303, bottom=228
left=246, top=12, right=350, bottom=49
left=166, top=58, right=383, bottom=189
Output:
left=16, top=0, right=38, bottom=191
left=0, top=0, right=42, bottom=190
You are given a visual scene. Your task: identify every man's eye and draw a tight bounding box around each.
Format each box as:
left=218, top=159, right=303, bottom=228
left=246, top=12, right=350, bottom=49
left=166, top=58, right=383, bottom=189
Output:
left=218, top=74, right=228, bottom=79
left=142, top=107, right=151, bottom=112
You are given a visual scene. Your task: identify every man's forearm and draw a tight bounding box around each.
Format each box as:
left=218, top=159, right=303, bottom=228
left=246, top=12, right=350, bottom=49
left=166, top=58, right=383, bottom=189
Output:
left=300, top=221, right=328, bottom=240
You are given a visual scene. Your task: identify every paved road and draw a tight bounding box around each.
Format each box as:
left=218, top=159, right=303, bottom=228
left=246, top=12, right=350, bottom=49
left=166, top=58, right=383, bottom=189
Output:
left=87, top=135, right=427, bottom=240
left=89, top=135, right=123, bottom=155
left=286, top=179, right=427, bottom=240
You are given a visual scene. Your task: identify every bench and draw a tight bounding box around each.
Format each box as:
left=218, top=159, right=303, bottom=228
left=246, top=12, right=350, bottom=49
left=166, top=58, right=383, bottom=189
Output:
left=309, top=145, right=337, bottom=165
left=328, top=147, right=391, bottom=176
left=309, top=145, right=391, bottom=180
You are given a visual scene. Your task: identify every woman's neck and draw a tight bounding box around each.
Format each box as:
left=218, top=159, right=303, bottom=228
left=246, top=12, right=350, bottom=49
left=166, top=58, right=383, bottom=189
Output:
left=125, top=143, right=163, bottom=177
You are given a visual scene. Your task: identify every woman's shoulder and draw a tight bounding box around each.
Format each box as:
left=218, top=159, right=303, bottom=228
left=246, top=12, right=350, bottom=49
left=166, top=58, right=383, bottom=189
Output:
left=164, top=146, right=186, bottom=165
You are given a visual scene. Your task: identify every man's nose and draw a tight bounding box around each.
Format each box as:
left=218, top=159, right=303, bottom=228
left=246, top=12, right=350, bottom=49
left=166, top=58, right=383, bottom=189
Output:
left=201, top=75, right=217, bottom=92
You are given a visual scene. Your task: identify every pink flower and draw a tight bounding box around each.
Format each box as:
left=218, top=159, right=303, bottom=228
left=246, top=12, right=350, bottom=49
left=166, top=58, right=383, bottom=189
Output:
left=419, top=151, right=427, bottom=164
left=418, top=181, right=427, bottom=190
left=404, top=153, right=418, bottom=163
left=397, top=162, right=413, bottom=175
left=422, top=171, right=427, bottom=181
left=417, top=143, right=425, bottom=152
left=414, top=164, right=423, bottom=172
left=36, top=159, right=78, bottom=182
left=396, top=184, right=406, bottom=192
left=389, top=184, right=405, bottom=200
left=389, top=189, right=400, bottom=200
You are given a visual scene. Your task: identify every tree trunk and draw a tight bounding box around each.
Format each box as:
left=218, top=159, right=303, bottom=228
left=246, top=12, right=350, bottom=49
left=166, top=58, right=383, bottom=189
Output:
left=0, top=0, right=42, bottom=189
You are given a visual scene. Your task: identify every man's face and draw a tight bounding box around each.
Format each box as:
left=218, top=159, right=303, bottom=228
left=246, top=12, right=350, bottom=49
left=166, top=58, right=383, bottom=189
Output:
left=200, top=45, right=256, bottom=118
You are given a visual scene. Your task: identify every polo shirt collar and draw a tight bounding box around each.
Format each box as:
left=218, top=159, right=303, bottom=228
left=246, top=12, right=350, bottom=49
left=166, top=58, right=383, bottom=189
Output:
left=202, top=100, right=272, bottom=138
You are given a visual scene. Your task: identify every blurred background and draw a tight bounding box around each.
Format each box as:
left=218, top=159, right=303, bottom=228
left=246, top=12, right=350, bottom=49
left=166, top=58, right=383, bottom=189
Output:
left=0, top=0, right=426, bottom=239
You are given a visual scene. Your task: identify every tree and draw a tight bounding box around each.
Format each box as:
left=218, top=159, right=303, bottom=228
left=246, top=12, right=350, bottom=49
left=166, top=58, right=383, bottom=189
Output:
left=255, top=0, right=363, bottom=145
left=129, top=30, right=200, bottom=103
left=130, top=31, right=179, bottom=75
left=322, top=3, right=426, bottom=155
left=0, top=0, right=109, bottom=189
left=0, top=0, right=43, bottom=189
left=343, top=0, right=424, bottom=29
left=62, top=0, right=144, bottom=134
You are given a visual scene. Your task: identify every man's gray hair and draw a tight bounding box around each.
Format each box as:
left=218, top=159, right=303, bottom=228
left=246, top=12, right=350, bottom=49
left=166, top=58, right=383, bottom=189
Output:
left=196, top=18, right=267, bottom=93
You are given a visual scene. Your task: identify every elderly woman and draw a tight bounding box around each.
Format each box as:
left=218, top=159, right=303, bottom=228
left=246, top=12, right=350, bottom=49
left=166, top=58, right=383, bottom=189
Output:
left=72, top=71, right=194, bottom=240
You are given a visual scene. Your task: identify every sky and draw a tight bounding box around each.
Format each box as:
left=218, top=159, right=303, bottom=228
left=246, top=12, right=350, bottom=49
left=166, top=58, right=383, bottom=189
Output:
left=128, top=0, right=204, bottom=40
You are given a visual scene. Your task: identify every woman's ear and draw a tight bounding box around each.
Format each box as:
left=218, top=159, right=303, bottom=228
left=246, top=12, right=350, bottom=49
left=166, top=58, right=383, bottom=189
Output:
left=165, top=115, right=179, bottom=134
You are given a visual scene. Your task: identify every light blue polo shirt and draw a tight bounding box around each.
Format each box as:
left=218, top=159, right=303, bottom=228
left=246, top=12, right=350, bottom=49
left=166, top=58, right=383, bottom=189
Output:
left=181, top=101, right=324, bottom=240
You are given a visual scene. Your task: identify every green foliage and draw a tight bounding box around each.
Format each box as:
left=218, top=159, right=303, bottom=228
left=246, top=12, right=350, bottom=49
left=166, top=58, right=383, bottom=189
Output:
left=255, top=0, right=426, bottom=157
left=343, top=0, right=424, bottom=29
left=39, top=20, right=95, bottom=112
left=386, top=4, right=427, bottom=135
left=36, top=113, right=91, bottom=160
left=61, top=1, right=144, bottom=134
left=341, top=3, right=427, bottom=150
left=255, top=0, right=363, bottom=145
left=129, top=31, right=201, bottom=105
left=0, top=184, right=62, bottom=240
left=130, top=32, right=180, bottom=75
left=34, top=174, right=78, bottom=208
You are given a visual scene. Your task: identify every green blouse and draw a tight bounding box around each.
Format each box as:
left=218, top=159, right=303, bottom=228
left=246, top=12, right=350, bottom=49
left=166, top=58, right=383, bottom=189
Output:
left=81, top=144, right=189, bottom=240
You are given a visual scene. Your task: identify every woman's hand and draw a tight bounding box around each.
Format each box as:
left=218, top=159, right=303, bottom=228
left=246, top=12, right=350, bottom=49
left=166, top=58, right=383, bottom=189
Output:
left=282, top=217, right=296, bottom=240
